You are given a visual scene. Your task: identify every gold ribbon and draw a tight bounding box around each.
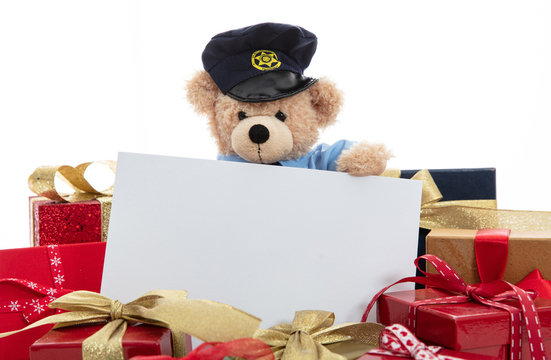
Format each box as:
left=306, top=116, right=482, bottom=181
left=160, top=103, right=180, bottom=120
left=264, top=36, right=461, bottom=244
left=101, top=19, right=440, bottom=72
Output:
left=382, top=169, right=551, bottom=231
left=254, top=310, right=383, bottom=360
left=0, top=290, right=261, bottom=360
left=28, top=161, right=117, bottom=241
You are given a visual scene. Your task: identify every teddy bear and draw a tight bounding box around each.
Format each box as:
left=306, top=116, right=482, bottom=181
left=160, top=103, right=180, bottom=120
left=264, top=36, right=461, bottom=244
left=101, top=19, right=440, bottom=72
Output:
left=186, top=22, right=391, bottom=176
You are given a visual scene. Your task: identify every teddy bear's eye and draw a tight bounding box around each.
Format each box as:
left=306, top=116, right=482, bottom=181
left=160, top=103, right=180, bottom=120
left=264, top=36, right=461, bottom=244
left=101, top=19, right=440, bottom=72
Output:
left=275, top=111, right=287, bottom=122
left=238, top=111, right=247, bottom=120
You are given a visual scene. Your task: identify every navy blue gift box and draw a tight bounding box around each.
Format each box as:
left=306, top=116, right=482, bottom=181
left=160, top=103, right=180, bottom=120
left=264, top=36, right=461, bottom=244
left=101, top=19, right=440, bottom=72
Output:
left=400, top=168, right=497, bottom=286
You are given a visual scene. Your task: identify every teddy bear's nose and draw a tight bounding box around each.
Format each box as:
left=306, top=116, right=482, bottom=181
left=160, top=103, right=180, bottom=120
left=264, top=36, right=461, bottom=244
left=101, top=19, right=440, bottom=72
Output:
left=249, top=124, right=270, bottom=144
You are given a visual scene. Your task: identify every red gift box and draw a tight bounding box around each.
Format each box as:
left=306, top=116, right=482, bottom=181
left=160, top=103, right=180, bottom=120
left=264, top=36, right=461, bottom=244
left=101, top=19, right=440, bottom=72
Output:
left=29, top=324, right=186, bottom=359
left=0, top=242, right=106, bottom=360
left=376, top=288, right=551, bottom=359
left=29, top=196, right=109, bottom=246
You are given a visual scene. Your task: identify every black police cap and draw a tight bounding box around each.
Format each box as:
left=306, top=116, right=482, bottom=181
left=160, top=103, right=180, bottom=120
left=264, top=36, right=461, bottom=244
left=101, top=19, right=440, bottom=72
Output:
left=202, top=22, right=318, bottom=102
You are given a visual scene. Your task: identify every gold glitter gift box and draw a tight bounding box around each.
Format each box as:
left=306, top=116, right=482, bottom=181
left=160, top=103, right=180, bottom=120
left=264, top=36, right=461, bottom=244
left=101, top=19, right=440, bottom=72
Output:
left=27, top=161, right=115, bottom=246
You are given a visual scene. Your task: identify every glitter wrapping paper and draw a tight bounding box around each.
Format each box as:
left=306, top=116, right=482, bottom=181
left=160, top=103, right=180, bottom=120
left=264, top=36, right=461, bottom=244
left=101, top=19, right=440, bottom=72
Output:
left=376, top=288, right=551, bottom=359
left=426, top=229, right=551, bottom=286
left=30, top=324, right=185, bottom=360
left=0, top=243, right=106, bottom=360
left=29, top=196, right=111, bottom=246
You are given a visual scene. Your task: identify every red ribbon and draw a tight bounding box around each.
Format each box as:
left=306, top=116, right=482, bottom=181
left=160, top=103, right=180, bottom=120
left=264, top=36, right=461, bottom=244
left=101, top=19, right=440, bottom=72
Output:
left=475, top=228, right=551, bottom=299
left=0, top=245, right=71, bottom=323
left=129, top=338, right=275, bottom=360
left=368, top=324, right=464, bottom=360
left=361, top=254, right=546, bottom=360
left=475, top=228, right=510, bottom=283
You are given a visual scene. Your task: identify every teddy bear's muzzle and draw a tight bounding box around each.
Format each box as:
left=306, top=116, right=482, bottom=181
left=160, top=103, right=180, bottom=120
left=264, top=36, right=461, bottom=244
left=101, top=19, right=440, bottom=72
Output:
left=248, top=124, right=270, bottom=144
left=230, top=116, right=294, bottom=164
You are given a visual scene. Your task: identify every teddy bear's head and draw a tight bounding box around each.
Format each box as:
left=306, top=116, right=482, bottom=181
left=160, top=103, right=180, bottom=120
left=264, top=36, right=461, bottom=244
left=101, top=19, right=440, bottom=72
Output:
left=185, top=22, right=346, bottom=164
left=187, top=71, right=342, bottom=164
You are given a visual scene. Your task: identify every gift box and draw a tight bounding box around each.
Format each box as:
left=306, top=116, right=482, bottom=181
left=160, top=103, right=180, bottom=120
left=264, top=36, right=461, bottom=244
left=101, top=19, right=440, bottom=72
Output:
left=427, top=228, right=551, bottom=286
left=29, top=324, right=189, bottom=359
left=29, top=196, right=110, bottom=246
left=0, top=242, right=106, bottom=360
left=27, top=161, right=116, bottom=246
left=376, top=287, right=551, bottom=359
left=391, top=168, right=497, bottom=284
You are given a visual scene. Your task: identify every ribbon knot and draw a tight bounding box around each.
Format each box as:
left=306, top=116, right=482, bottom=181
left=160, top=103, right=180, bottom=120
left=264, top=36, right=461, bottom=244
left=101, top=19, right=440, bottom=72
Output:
left=109, top=299, right=123, bottom=321
left=254, top=310, right=383, bottom=360
left=464, top=285, right=477, bottom=298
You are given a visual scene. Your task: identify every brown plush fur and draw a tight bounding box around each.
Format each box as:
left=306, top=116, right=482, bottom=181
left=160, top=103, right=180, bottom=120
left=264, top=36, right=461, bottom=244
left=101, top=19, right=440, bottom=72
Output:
left=186, top=70, right=391, bottom=174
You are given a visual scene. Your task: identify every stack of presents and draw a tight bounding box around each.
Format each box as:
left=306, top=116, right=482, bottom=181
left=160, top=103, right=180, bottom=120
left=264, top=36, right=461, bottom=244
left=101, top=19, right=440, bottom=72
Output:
left=3, top=22, right=551, bottom=360
left=3, top=162, right=551, bottom=360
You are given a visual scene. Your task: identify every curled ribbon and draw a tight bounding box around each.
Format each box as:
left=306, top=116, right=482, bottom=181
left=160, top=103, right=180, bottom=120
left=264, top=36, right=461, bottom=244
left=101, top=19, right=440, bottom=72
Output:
left=0, top=245, right=72, bottom=324
left=0, top=290, right=261, bottom=360
left=368, top=324, right=464, bottom=360
left=28, top=161, right=116, bottom=202
left=361, top=254, right=546, bottom=360
left=383, top=169, right=551, bottom=230
left=254, top=310, right=383, bottom=360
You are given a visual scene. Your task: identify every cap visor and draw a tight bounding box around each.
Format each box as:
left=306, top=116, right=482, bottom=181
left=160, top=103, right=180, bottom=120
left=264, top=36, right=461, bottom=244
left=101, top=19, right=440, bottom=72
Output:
left=226, top=71, right=318, bottom=102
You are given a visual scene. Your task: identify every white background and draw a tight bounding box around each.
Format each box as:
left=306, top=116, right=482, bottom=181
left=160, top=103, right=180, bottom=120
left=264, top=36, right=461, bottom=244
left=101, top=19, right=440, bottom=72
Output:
left=1, top=0, right=550, bottom=250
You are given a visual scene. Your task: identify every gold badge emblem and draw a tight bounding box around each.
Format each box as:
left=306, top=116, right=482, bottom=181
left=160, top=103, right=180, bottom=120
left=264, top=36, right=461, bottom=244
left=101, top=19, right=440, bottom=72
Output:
left=251, top=50, right=281, bottom=71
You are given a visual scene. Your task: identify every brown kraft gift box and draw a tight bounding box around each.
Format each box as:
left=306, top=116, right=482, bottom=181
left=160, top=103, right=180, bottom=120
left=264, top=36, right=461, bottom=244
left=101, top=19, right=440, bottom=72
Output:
left=426, top=228, right=551, bottom=284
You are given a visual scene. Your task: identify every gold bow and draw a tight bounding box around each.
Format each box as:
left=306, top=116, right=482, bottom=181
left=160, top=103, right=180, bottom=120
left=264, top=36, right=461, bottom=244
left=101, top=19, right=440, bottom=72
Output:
left=28, top=161, right=117, bottom=241
left=0, top=290, right=261, bottom=360
left=383, top=169, right=551, bottom=231
left=254, top=311, right=383, bottom=360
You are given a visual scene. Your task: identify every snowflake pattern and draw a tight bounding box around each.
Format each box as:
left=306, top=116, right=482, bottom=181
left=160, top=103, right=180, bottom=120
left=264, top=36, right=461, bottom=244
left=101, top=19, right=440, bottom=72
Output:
left=53, top=274, right=65, bottom=285
left=46, top=288, right=57, bottom=296
left=8, top=301, right=20, bottom=312
left=33, top=302, right=45, bottom=314
left=50, top=256, right=61, bottom=267
left=27, top=281, right=38, bottom=289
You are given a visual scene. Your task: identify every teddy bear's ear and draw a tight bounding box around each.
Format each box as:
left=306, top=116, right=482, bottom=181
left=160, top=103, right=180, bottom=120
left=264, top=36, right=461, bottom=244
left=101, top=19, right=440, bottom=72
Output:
left=186, top=71, right=220, bottom=117
left=308, top=78, right=343, bottom=128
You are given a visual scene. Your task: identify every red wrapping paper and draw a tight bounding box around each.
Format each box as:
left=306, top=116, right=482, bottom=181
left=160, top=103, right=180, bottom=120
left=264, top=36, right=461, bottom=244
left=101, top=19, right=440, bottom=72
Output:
left=29, top=196, right=104, bottom=246
left=0, top=243, right=106, bottom=360
left=29, top=324, right=183, bottom=359
left=377, top=288, right=551, bottom=359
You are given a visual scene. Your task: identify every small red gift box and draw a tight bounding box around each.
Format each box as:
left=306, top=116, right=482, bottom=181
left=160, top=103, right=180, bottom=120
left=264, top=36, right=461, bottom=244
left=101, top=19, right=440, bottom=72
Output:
left=29, top=324, right=186, bottom=359
left=0, top=242, right=106, bottom=360
left=376, top=288, right=551, bottom=359
left=29, top=196, right=109, bottom=246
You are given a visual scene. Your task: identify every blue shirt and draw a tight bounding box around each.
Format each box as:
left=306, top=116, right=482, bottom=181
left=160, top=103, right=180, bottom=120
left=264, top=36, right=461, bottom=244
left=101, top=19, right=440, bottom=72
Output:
left=217, top=139, right=354, bottom=171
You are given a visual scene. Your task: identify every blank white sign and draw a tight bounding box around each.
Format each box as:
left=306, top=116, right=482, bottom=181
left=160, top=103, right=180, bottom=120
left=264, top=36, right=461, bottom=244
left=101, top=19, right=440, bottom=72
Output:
left=102, top=153, right=422, bottom=326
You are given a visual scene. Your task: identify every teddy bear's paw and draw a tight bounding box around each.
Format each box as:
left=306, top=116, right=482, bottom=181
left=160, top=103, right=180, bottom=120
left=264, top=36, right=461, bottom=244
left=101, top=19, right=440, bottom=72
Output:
left=336, top=142, right=393, bottom=176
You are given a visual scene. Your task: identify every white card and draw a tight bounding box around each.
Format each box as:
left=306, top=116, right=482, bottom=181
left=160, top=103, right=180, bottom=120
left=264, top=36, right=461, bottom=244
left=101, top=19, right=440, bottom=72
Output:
left=102, top=153, right=422, bottom=326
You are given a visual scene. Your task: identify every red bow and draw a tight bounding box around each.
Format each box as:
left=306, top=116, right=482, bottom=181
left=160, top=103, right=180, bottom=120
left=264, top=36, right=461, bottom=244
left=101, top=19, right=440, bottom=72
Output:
left=129, top=338, right=274, bottom=360
left=0, top=245, right=71, bottom=324
left=368, top=324, right=464, bottom=360
left=361, top=253, right=546, bottom=360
